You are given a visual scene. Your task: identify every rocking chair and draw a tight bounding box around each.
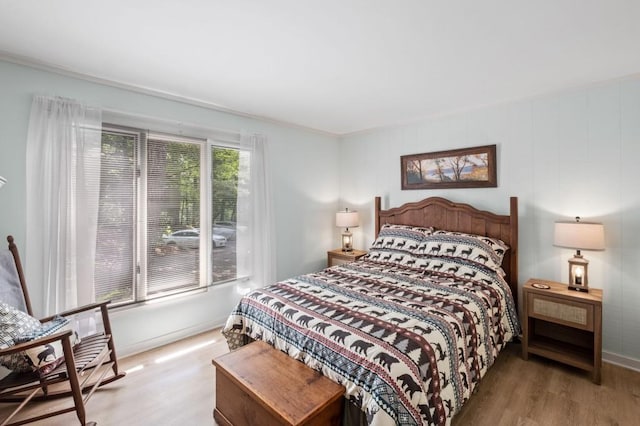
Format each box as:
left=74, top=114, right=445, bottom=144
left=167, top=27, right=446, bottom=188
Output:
left=0, top=236, right=125, bottom=425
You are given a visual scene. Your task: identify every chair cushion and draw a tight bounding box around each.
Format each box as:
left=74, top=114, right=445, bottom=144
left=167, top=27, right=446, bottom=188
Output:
left=0, top=250, right=28, bottom=313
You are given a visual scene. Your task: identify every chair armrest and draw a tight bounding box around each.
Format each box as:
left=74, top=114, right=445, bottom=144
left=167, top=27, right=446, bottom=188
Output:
left=39, top=301, right=111, bottom=323
left=39, top=301, right=116, bottom=347
left=0, top=329, right=73, bottom=356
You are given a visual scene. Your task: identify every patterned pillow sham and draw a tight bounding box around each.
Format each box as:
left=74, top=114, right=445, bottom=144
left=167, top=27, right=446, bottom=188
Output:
left=414, top=230, right=509, bottom=274
left=367, top=223, right=434, bottom=265
left=365, top=250, right=416, bottom=265
left=412, top=254, right=503, bottom=282
left=369, top=223, right=433, bottom=253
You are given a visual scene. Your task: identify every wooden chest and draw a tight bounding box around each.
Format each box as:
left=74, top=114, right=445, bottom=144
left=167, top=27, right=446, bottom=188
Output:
left=212, top=341, right=344, bottom=426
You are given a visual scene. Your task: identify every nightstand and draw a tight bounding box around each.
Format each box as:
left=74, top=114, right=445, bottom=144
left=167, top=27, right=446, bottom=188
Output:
left=522, top=278, right=603, bottom=384
left=327, top=248, right=367, bottom=267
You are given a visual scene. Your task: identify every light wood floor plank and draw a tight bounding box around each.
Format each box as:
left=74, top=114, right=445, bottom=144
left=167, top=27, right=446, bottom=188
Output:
left=1, top=329, right=638, bottom=425
left=453, top=343, right=640, bottom=426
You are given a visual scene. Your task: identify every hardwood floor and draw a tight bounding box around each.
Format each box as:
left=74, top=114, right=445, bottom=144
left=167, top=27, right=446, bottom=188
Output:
left=453, top=343, right=640, bottom=426
left=1, top=329, right=639, bottom=425
left=0, top=329, right=228, bottom=426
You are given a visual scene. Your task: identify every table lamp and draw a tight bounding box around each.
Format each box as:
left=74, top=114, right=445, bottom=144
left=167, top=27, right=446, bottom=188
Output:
left=336, top=208, right=359, bottom=252
left=553, top=217, right=605, bottom=292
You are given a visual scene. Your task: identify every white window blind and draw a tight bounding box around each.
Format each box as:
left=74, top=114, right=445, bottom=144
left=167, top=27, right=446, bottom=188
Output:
left=95, top=124, right=241, bottom=307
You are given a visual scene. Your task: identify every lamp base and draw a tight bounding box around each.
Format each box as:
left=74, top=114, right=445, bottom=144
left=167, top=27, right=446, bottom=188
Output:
left=341, top=229, right=353, bottom=252
left=567, top=254, right=589, bottom=293
left=568, top=284, right=589, bottom=293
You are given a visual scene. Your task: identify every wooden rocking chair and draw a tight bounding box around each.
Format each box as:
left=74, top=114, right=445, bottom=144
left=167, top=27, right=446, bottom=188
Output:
left=0, top=236, right=126, bottom=425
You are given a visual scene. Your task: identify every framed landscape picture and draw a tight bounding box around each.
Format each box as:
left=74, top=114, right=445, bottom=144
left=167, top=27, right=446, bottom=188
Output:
left=401, top=144, right=497, bottom=190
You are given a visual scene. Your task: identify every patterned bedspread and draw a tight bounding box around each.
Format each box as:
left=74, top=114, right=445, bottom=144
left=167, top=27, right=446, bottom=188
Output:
left=222, top=255, right=520, bottom=426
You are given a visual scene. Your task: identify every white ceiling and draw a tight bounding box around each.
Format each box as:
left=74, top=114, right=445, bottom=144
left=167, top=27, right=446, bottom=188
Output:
left=1, top=1, right=639, bottom=135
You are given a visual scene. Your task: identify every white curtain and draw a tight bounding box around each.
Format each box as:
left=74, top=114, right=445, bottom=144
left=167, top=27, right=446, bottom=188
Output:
left=236, top=132, right=276, bottom=290
left=26, top=95, right=102, bottom=314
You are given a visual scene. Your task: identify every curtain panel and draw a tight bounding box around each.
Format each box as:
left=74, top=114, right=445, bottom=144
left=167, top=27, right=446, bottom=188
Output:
left=236, top=133, right=276, bottom=290
left=25, top=95, right=102, bottom=315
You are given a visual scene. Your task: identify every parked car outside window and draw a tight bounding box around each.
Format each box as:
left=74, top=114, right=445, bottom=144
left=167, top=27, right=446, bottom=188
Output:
left=162, top=229, right=227, bottom=248
left=212, top=224, right=236, bottom=240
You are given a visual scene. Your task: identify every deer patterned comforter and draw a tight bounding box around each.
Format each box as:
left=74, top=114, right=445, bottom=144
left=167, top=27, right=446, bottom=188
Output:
left=222, top=255, right=519, bottom=426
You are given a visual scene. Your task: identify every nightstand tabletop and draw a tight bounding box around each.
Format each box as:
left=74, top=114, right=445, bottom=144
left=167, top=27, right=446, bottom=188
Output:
left=525, top=278, right=602, bottom=305
left=327, top=248, right=367, bottom=268
left=327, top=248, right=368, bottom=257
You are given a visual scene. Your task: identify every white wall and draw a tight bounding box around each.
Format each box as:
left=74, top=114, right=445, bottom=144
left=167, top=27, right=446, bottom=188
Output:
left=339, top=76, right=640, bottom=369
left=0, top=60, right=340, bottom=356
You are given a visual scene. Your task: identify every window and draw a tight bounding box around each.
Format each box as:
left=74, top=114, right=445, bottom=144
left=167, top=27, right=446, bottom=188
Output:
left=95, top=124, right=240, bottom=306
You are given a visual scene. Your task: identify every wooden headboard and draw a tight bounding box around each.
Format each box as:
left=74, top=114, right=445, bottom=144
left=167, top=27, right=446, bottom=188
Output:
left=375, top=196, right=519, bottom=309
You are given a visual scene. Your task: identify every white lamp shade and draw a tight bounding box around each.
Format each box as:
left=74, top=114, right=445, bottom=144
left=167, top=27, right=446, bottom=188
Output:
left=336, top=210, right=359, bottom=228
left=554, top=221, right=605, bottom=251
left=0, top=176, right=6, bottom=188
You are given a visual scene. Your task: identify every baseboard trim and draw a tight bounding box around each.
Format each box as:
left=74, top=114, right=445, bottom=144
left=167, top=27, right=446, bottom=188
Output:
left=603, top=351, right=640, bottom=372
left=118, top=316, right=228, bottom=358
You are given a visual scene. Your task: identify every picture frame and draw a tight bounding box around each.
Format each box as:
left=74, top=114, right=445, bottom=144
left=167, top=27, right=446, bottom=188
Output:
left=401, top=144, right=497, bottom=190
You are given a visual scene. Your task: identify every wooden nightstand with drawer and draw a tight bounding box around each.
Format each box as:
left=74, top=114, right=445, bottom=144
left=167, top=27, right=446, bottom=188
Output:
left=522, top=278, right=603, bottom=384
left=327, top=248, right=367, bottom=267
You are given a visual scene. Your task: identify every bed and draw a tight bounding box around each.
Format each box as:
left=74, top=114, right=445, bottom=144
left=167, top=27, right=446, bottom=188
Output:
left=222, top=196, right=520, bottom=426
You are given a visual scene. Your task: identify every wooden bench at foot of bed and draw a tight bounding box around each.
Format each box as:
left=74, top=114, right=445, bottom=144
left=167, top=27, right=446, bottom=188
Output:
left=212, top=341, right=345, bottom=426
